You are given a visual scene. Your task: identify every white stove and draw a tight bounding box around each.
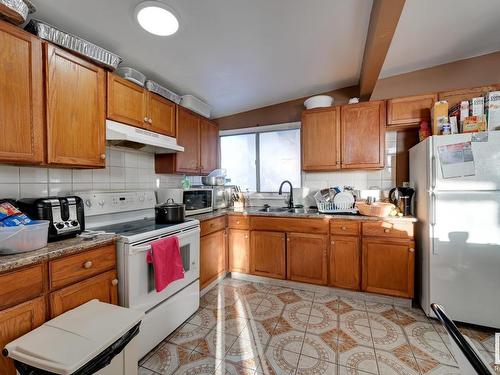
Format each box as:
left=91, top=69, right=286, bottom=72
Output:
left=76, top=190, right=200, bottom=358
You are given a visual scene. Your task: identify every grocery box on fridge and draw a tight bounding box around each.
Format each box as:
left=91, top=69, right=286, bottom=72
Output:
left=486, top=91, right=500, bottom=131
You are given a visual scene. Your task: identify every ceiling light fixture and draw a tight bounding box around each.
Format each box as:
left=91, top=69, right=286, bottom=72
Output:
left=135, top=1, right=179, bottom=36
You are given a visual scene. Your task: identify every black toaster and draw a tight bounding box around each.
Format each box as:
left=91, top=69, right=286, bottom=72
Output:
left=17, top=196, right=85, bottom=242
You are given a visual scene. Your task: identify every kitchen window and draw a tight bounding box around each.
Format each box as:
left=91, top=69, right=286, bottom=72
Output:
left=220, top=124, right=301, bottom=192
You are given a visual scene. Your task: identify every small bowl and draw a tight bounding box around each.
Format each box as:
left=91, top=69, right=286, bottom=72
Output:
left=304, top=95, right=334, bottom=109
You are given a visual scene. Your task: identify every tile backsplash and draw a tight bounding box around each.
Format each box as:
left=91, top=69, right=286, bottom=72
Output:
left=0, top=146, right=183, bottom=200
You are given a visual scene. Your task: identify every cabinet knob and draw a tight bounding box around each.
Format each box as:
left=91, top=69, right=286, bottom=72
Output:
left=100, top=154, right=106, bottom=160
left=144, top=117, right=149, bottom=122
left=83, top=261, right=93, bottom=269
left=111, top=278, right=118, bottom=286
left=384, top=228, right=390, bottom=233
left=245, top=235, right=248, bottom=239
left=148, top=118, right=153, bottom=124
left=236, top=220, right=240, bottom=224
left=341, top=226, right=347, bottom=231
left=409, top=248, right=415, bottom=253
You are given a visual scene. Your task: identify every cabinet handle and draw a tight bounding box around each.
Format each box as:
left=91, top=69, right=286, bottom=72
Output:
left=331, top=241, right=335, bottom=245
left=236, top=220, right=240, bottom=224
left=83, top=261, right=93, bottom=269
left=100, top=154, right=106, bottom=160
left=144, top=117, right=149, bottom=122
left=148, top=118, right=153, bottom=124
left=111, top=278, right=118, bottom=286
left=409, top=248, right=415, bottom=253
left=341, top=226, right=347, bottom=231
left=384, top=228, right=390, bottom=233
left=245, top=235, right=248, bottom=239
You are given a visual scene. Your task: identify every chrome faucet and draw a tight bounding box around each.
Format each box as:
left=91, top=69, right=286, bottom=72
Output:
left=278, top=180, right=294, bottom=209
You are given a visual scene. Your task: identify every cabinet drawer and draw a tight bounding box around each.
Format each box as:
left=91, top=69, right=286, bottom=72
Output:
left=200, top=216, right=226, bottom=237
left=250, top=216, right=329, bottom=234
left=49, top=245, right=116, bottom=290
left=362, top=221, right=413, bottom=239
left=330, top=220, right=360, bottom=236
left=0, top=264, right=44, bottom=310
left=227, top=215, right=249, bottom=229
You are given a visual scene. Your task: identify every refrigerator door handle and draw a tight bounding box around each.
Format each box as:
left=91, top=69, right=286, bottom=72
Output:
left=431, top=156, right=437, bottom=189
left=431, top=192, right=436, bottom=226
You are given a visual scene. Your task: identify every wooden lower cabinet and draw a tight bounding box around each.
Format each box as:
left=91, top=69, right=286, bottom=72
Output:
left=200, top=229, right=226, bottom=289
left=0, top=297, right=45, bottom=375
left=250, top=231, right=286, bottom=279
left=330, top=236, right=361, bottom=290
left=228, top=229, right=250, bottom=273
left=49, top=270, right=118, bottom=318
left=287, top=233, right=328, bottom=285
left=362, top=238, right=415, bottom=298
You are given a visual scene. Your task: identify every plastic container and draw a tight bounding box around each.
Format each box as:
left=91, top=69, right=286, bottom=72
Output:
left=304, top=95, right=333, bottom=109
left=180, top=95, right=211, bottom=118
left=0, top=220, right=49, bottom=254
left=116, top=67, right=146, bottom=87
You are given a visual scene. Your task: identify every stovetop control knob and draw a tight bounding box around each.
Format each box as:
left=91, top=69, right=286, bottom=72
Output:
left=98, top=200, right=105, bottom=207
left=85, top=199, right=92, bottom=208
left=139, top=195, right=145, bottom=202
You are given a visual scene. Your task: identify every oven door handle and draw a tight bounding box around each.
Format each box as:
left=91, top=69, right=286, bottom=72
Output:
left=129, top=227, right=200, bottom=255
left=129, top=245, right=152, bottom=254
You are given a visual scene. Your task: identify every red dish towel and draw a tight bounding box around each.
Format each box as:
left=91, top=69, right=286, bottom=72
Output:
left=146, top=236, right=184, bottom=292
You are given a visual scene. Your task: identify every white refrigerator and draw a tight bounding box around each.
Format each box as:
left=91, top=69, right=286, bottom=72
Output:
left=410, top=131, right=500, bottom=329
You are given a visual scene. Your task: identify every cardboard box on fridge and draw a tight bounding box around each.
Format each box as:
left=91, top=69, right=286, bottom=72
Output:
left=486, top=91, right=500, bottom=131
left=431, top=101, right=448, bottom=135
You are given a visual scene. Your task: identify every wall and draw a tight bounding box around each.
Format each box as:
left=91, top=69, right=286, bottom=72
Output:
left=371, top=51, right=500, bottom=100
left=0, top=146, right=183, bottom=200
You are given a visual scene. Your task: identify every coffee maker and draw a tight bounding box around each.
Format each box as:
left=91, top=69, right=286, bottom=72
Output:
left=389, top=183, right=415, bottom=216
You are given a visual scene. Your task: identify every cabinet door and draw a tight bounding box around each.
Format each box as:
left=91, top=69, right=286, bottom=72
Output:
left=287, top=233, right=328, bottom=285
left=250, top=231, right=286, bottom=279
left=200, top=229, right=226, bottom=289
left=228, top=229, right=250, bottom=273
left=0, top=23, right=44, bottom=164
left=49, top=270, right=118, bottom=318
left=362, top=238, right=414, bottom=298
left=330, top=236, right=361, bottom=290
left=148, top=92, right=176, bottom=136
left=176, top=107, right=200, bottom=174
left=200, top=119, right=219, bottom=175
left=107, top=73, right=148, bottom=128
left=46, top=45, right=106, bottom=167
left=387, top=94, right=437, bottom=129
left=301, top=107, right=340, bottom=171
left=0, top=297, right=45, bottom=375
left=341, top=101, right=385, bottom=169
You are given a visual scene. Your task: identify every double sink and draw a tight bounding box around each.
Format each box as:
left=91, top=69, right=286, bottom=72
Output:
left=258, top=207, right=319, bottom=214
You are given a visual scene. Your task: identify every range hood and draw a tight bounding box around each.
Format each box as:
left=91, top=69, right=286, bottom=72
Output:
left=106, top=120, right=184, bottom=154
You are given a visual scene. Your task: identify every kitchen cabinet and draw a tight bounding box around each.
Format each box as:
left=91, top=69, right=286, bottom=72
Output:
left=301, top=106, right=341, bottom=171
left=0, top=21, right=44, bottom=165
left=49, top=270, right=118, bottom=318
left=287, top=233, right=328, bottom=285
left=341, top=101, right=386, bottom=169
left=200, top=229, right=226, bottom=289
left=362, top=237, right=415, bottom=298
left=155, top=107, right=219, bottom=175
left=387, top=94, right=437, bottom=129
left=0, top=297, right=45, bottom=375
left=45, top=44, right=106, bottom=167
left=200, top=118, right=219, bottom=175
left=228, top=229, right=250, bottom=273
left=107, top=73, right=176, bottom=136
left=250, top=231, right=286, bottom=279
left=330, top=235, right=361, bottom=290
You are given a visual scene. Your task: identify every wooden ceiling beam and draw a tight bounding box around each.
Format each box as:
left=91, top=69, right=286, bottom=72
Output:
left=359, top=0, right=406, bottom=100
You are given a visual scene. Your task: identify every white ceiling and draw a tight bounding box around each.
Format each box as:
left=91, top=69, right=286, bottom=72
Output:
left=32, top=0, right=372, bottom=117
left=380, top=0, right=500, bottom=79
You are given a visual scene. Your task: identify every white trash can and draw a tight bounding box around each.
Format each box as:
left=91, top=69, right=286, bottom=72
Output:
left=4, top=300, right=144, bottom=375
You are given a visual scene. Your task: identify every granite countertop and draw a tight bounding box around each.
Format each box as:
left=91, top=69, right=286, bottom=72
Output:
left=190, top=207, right=417, bottom=223
left=0, top=233, right=117, bottom=273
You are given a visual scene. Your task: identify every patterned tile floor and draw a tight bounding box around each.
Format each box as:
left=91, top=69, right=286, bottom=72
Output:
left=139, top=277, right=499, bottom=375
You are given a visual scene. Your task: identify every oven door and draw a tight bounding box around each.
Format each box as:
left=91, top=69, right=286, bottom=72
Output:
left=124, top=226, right=200, bottom=311
left=183, top=189, right=213, bottom=215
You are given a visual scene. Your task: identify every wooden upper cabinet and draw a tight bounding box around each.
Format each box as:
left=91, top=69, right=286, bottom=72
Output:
left=250, top=230, right=286, bottom=279
left=228, top=229, right=250, bottom=274
left=200, top=119, right=219, bottom=175
left=301, top=107, right=341, bottom=171
left=287, top=233, right=328, bottom=285
left=387, top=93, right=437, bottom=129
left=330, top=235, right=361, bottom=290
left=200, top=229, right=226, bottom=289
left=438, top=84, right=500, bottom=107
left=173, top=107, right=201, bottom=174
left=107, top=73, right=148, bottom=128
left=362, top=237, right=415, bottom=298
left=0, top=297, right=45, bottom=375
left=0, top=22, right=44, bottom=164
left=45, top=44, right=106, bottom=167
left=148, top=92, right=176, bottom=136
left=341, top=101, right=386, bottom=169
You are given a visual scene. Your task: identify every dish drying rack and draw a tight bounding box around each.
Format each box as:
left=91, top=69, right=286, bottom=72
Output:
left=314, top=191, right=358, bottom=214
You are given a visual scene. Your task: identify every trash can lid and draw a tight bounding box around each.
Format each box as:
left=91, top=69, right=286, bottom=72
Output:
left=5, top=300, right=144, bottom=375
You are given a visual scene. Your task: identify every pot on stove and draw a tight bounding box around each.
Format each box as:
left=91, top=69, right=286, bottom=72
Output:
left=155, top=198, right=185, bottom=224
